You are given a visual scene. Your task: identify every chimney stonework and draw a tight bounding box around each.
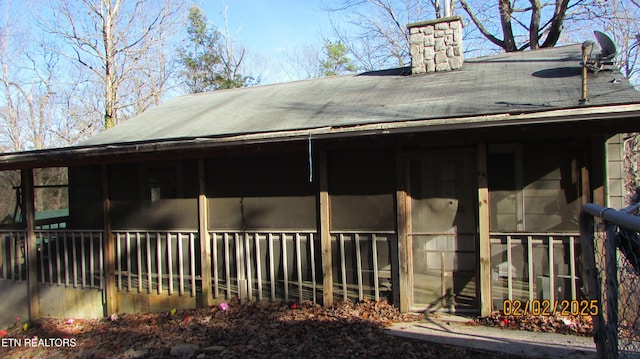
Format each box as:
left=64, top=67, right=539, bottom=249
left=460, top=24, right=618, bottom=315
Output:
left=408, top=16, right=463, bottom=74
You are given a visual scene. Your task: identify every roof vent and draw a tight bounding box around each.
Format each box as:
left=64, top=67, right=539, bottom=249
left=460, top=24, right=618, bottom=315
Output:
left=407, top=16, right=463, bottom=75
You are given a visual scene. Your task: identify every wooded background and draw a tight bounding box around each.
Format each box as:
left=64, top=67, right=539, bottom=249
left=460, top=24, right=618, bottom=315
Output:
left=0, top=0, right=639, bottom=220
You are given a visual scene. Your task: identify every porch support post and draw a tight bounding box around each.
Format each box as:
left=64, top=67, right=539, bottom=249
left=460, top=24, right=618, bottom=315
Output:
left=102, top=165, right=116, bottom=315
left=22, top=169, right=39, bottom=320
left=198, top=158, right=213, bottom=307
left=477, top=142, right=492, bottom=316
left=395, top=148, right=410, bottom=312
left=319, top=149, right=333, bottom=306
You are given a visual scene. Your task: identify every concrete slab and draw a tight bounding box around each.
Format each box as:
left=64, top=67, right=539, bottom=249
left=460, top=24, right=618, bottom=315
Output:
left=386, top=314, right=597, bottom=359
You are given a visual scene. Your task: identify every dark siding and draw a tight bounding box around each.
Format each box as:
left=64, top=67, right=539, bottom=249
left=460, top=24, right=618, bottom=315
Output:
left=68, top=165, right=103, bottom=229
left=108, top=161, right=198, bottom=230
left=328, top=149, right=395, bottom=231
left=206, top=152, right=317, bottom=230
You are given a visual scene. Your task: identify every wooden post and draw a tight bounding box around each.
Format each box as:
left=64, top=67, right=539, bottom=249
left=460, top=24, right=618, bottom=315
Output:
left=198, top=158, right=213, bottom=307
left=22, top=169, right=39, bottom=320
left=319, top=150, right=333, bottom=306
left=102, top=165, right=116, bottom=315
left=477, top=142, right=492, bottom=316
left=395, top=148, right=410, bottom=312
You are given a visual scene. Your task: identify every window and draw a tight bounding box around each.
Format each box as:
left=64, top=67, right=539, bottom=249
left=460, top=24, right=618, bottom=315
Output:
left=146, top=166, right=179, bottom=202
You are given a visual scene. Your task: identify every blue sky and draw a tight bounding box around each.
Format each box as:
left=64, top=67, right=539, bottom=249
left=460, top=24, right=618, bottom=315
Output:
left=202, top=1, right=332, bottom=59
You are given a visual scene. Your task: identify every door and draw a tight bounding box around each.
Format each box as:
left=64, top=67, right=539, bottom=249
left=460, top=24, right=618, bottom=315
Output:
left=408, top=151, right=478, bottom=312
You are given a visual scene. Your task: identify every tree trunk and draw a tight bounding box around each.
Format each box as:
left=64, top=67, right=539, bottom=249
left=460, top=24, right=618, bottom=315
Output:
left=499, top=0, right=517, bottom=52
left=529, top=0, right=541, bottom=50
left=541, top=0, right=569, bottom=48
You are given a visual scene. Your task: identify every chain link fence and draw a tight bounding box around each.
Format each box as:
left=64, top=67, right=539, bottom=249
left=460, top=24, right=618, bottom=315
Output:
left=580, top=197, right=640, bottom=359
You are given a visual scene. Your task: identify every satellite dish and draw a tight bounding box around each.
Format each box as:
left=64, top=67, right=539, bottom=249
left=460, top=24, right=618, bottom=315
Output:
left=582, top=31, right=618, bottom=72
left=594, top=31, right=617, bottom=61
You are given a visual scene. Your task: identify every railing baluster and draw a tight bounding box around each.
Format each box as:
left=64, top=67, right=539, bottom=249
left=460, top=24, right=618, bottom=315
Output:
left=168, top=232, right=173, bottom=295
left=89, top=232, right=94, bottom=288
left=212, top=232, right=219, bottom=298
left=81, top=232, right=86, bottom=288
left=190, top=233, right=196, bottom=297
left=372, top=234, right=379, bottom=302
left=235, top=233, right=241, bottom=297
left=126, top=233, right=131, bottom=292
left=47, top=234, right=58, bottom=285
left=310, top=233, right=317, bottom=303
left=340, top=234, right=347, bottom=300
left=296, top=233, right=303, bottom=302
left=527, top=235, right=534, bottom=304
left=9, top=233, right=20, bottom=281
left=255, top=233, right=263, bottom=301
left=269, top=233, right=275, bottom=301
left=137, top=233, right=142, bottom=293
left=507, top=235, right=513, bottom=301
left=146, top=233, right=152, bottom=293
left=72, top=232, right=78, bottom=288
left=157, top=232, right=162, bottom=295
left=38, top=232, right=45, bottom=284
left=548, top=236, right=555, bottom=304
left=99, top=233, right=104, bottom=290
left=178, top=233, right=184, bottom=296
left=63, top=231, right=69, bottom=287
left=56, top=233, right=62, bottom=286
left=355, top=233, right=363, bottom=301
left=224, top=233, right=231, bottom=298
left=569, top=236, right=577, bottom=300
left=117, top=233, right=122, bottom=291
left=245, top=233, right=252, bottom=299
left=282, top=233, right=289, bottom=302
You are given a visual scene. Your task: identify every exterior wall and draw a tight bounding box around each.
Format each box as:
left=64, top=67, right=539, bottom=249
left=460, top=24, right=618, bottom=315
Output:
left=14, top=128, right=614, bottom=319
left=206, top=153, right=317, bottom=230
left=488, top=140, right=583, bottom=232
left=108, top=160, right=199, bottom=230
left=38, top=286, right=103, bottom=319
left=115, top=292, right=196, bottom=314
left=328, top=149, right=396, bottom=231
left=0, top=280, right=28, bottom=329
left=606, top=134, right=626, bottom=208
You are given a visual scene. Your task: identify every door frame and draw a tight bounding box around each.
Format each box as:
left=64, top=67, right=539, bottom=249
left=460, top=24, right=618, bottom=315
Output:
left=399, top=147, right=481, bottom=313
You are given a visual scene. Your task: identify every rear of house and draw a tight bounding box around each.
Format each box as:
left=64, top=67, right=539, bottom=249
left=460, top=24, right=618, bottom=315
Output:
left=1, top=17, right=640, bottom=326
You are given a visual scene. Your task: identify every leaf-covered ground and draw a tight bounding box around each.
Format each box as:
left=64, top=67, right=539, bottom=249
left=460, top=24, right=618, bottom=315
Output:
left=0, top=299, right=525, bottom=359
left=473, top=311, right=594, bottom=337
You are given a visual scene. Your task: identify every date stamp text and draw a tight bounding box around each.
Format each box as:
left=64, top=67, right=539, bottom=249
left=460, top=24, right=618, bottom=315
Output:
left=502, top=299, right=599, bottom=316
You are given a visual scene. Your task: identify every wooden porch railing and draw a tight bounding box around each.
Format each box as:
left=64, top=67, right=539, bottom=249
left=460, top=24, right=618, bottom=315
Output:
left=490, top=232, right=582, bottom=309
left=113, top=231, right=197, bottom=297
left=36, top=230, right=103, bottom=289
left=0, top=230, right=26, bottom=282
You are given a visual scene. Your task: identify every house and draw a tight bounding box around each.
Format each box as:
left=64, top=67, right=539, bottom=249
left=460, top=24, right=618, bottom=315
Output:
left=1, top=17, right=640, bottom=326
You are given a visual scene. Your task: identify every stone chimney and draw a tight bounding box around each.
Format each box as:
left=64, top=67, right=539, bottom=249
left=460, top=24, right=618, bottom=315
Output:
left=408, top=16, right=463, bottom=74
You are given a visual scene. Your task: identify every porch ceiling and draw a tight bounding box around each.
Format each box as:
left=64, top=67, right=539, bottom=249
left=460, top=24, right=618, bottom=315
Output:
left=1, top=44, right=640, bottom=170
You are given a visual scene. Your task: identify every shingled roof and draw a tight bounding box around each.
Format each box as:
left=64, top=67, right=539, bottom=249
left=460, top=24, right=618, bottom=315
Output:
left=1, top=43, right=640, bottom=170
left=79, top=44, right=640, bottom=148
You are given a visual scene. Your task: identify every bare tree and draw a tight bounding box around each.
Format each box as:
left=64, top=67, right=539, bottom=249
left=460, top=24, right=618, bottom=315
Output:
left=458, top=0, right=594, bottom=52
left=40, top=0, right=185, bottom=129
left=325, top=0, right=441, bottom=70
left=0, top=2, right=56, bottom=152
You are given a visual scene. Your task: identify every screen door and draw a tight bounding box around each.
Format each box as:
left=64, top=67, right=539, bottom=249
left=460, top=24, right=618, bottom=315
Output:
left=408, top=152, right=478, bottom=312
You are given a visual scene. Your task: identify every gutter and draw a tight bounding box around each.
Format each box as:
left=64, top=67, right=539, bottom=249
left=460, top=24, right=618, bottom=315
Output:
left=2, top=103, right=640, bottom=170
